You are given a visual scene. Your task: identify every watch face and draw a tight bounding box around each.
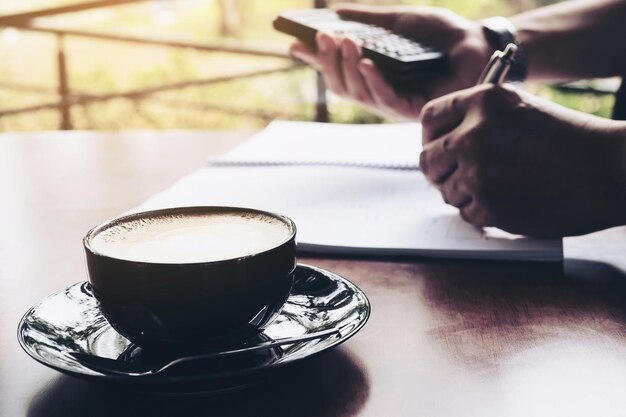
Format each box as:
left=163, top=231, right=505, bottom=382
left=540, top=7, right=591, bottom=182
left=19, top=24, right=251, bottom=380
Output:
left=481, top=17, right=527, bottom=82
left=482, top=16, right=516, bottom=50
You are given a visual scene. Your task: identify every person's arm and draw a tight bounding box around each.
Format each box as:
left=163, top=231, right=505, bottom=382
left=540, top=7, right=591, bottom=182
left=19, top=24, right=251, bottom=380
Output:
left=511, top=0, right=626, bottom=82
left=289, top=1, right=626, bottom=119
left=419, top=84, right=626, bottom=237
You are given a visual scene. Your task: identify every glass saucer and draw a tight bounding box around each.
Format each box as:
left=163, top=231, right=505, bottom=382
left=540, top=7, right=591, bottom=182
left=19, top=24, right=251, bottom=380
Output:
left=17, top=264, right=370, bottom=393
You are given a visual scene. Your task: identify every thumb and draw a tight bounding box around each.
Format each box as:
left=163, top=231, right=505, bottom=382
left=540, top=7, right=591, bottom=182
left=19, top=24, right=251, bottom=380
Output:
left=421, top=85, right=487, bottom=143
left=334, top=4, right=400, bottom=31
left=336, top=4, right=466, bottom=49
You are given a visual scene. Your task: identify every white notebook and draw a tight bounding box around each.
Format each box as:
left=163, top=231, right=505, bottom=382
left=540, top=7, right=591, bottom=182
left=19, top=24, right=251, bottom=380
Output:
left=209, top=121, right=422, bottom=169
left=134, top=121, right=562, bottom=261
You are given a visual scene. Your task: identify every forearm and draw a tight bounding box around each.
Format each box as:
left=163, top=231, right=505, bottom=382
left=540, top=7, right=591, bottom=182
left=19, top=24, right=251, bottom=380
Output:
left=510, top=0, right=626, bottom=82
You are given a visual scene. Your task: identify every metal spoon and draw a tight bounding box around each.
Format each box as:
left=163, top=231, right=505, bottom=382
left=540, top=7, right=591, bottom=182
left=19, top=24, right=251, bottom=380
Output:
left=69, top=328, right=341, bottom=377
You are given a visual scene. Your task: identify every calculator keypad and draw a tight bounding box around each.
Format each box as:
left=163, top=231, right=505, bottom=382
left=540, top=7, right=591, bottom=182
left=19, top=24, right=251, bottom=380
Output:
left=275, top=8, right=446, bottom=89
left=333, top=27, right=436, bottom=61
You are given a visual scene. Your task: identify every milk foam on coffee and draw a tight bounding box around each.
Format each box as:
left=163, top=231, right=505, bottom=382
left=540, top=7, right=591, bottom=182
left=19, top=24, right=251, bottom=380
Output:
left=89, top=211, right=292, bottom=263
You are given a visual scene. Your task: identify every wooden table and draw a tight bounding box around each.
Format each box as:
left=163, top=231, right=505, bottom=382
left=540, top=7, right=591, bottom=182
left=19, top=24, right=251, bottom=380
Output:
left=2, top=130, right=626, bottom=417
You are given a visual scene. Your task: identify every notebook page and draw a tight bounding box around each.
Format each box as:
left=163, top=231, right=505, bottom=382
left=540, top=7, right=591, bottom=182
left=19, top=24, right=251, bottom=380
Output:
left=209, top=121, right=422, bottom=169
left=133, top=165, right=562, bottom=261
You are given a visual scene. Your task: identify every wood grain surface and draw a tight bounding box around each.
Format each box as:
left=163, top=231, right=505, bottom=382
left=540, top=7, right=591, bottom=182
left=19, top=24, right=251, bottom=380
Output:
left=2, top=130, right=626, bottom=417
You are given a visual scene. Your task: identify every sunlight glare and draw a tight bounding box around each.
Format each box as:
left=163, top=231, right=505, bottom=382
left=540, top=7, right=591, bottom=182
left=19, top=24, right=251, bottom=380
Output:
left=1, top=27, right=20, bottom=45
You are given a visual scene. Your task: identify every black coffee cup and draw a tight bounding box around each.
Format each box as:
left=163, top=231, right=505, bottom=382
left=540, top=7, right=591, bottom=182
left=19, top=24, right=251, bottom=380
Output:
left=83, top=206, right=297, bottom=345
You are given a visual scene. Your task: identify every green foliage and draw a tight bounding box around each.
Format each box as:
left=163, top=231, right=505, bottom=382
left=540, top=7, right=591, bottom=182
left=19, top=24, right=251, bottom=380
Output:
left=529, top=85, right=615, bottom=118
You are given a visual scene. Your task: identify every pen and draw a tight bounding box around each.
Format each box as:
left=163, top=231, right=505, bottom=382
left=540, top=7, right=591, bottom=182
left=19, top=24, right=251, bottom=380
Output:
left=477, top=43, right=518, bottom=85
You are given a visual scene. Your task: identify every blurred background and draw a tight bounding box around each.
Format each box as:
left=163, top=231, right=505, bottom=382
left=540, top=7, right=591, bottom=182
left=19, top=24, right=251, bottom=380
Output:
left=0, top=0, right=617, bottom=131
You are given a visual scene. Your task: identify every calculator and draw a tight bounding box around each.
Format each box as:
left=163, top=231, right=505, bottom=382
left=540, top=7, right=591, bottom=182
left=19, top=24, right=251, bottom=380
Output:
left=273, top=8, right=447, bottom=90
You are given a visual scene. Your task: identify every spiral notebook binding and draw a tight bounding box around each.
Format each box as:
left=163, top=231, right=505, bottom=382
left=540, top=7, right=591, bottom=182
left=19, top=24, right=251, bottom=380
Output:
left=207, top=158, right=419, bottom=171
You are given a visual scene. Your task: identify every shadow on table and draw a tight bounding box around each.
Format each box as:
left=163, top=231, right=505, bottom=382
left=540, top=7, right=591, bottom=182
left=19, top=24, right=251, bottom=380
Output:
left=417, top=258, right=626, bottom=369
left=28, top=348, right=368, bottom=417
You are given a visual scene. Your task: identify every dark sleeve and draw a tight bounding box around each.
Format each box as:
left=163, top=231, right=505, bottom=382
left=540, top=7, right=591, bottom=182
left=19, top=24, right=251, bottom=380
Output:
left=613, top=78, right=626, bottom=121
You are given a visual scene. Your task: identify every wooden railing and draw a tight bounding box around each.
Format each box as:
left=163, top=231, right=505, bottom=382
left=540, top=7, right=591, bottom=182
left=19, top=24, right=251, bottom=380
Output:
left=0, top=0, right=329, bottom=130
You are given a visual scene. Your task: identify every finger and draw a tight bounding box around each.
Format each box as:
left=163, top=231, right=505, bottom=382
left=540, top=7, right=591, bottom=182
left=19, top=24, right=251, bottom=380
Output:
left=459, top=199, right=491, bottom=228
left=290, top=41, right=320, bottom=70
left=421, top=85, right=491, bottom=144
left=421, top=93, right=469, bottom=144
left=358, top=59, right=425, bottom=119
left=419, top=133, right=458, bottom=184
left=439, top=169, right=473, bottom=208
left=316, top=32, right=347, bottom=96
left=334, top=4, right=399, bottom=30
left=340, top=38, right=373, bottom=105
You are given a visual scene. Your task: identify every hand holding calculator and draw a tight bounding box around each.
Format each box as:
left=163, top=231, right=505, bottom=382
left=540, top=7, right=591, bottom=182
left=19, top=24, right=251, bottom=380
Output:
left=273, top=8, right=447, bottom=91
